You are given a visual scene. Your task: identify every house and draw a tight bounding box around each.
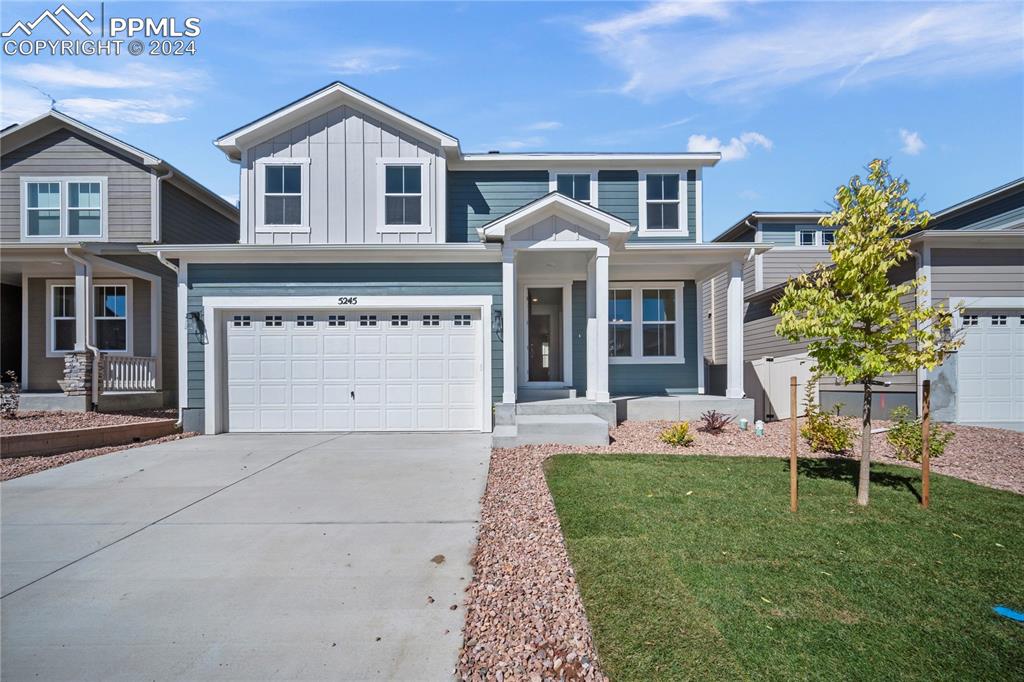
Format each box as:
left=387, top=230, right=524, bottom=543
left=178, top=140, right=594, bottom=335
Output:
left=144, top=81, right=765, bottom=442
left=709, top=179, right=1024, bottom=431
left=0, top=111, right=238, bottom=412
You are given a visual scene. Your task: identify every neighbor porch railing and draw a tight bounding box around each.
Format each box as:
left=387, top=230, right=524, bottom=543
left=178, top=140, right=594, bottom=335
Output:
left=100, top=355, right=158, bottom=392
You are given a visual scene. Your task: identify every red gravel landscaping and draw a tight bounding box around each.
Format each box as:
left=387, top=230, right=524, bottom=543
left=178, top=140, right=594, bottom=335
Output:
left=0, top=410, right=176, bottom=436
left=0, top=432, right=197, bottom=481
left=456, top=419, right=1022, bottom=681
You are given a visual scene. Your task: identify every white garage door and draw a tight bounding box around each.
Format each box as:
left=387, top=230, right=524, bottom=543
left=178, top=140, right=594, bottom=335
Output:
left=225, top=310, right=481, bottom=432
left=957, top=311, right=1024, bottom=426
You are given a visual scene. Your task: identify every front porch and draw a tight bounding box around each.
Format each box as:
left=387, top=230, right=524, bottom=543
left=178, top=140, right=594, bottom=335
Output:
left=1, top=245, right=165, bottom=412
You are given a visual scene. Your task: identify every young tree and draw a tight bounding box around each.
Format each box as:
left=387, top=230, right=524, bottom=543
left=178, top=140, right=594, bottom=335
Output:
left=773, top=160, right=961, bottom=506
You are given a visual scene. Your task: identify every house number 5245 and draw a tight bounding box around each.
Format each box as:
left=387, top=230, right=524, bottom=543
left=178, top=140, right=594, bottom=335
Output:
left=337, top=296, right=358, bottom=305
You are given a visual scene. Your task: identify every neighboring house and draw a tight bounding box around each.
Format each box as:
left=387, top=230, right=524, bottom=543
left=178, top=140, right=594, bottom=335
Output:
left=0, top=111, right=238, bottom=411
left=709, top=179, right=1024, bottom=431
left=146, top=81, right=766, bottom=440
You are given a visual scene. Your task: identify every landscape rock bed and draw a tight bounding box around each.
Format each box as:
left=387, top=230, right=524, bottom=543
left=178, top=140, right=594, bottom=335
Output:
left=0, top=410, right=176, bottom=436
left=457, top=420, right=1022, bottom=680
left=0, top=432, right=196, bottom=481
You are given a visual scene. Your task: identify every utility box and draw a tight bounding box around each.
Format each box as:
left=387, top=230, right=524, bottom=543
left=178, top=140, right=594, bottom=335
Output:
left=749, top=354, right=818, bottom=421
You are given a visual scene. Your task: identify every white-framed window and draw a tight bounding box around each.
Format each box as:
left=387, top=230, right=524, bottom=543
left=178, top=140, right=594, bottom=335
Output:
left=376, top=157, right=431, bottom=233
left=359, top=314, right=377, bottom=327
left=391, top=314, right=409, bottom=327
left=422, top=314, right=440, bottom=326
left=231, top=315, right=251, bottom=327
left=799, top=229, right=816, bottom=246
left=265, top=315, right=282, bottom=327
left=328, top=315, right=346, bottom=327
left=454, top=314, right=471, bottom=327
left=607, top=282, right=685, bottom=364
left=93, top=283, right=130, bottom=353
left=638, top=172, right=686, bottom=235
left=296, top=314, right=314, bottom=327
left=962, top=314, right=979, bottom=326
left=821, top=230, right=836, bottom=246
left=22, top=177, right=107, bottom=241
left=255, top=158, right=309, bottom=232
left=47, top=282, right=77, bottom=355
left=549, top=171, right=597, bottom=205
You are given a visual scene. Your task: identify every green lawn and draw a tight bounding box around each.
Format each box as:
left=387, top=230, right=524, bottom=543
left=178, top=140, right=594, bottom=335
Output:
left=546, top=455, right=1024, bottom=681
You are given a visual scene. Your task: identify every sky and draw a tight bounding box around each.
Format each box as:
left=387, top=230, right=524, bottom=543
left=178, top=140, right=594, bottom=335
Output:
left=1, top=0, right=1022, bottom=237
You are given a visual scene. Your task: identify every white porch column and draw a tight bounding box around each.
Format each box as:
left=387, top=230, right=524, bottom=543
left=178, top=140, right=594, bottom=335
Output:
left=73, top=260, right=90, bottom=351
left=696, top=278, right=706, bottom=395
left=594, top=253, right=610, bottom=401
left=726, top=259, right=744, bottom=399
left=501, top=247, right=517, bottom=403
left=585, top=255, right=597, bottom=399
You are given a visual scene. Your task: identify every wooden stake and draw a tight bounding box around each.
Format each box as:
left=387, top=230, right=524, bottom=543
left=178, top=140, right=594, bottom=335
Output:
left=790, top=376, right=798, bottom=513
left=921, top=379, right=931, bottom=509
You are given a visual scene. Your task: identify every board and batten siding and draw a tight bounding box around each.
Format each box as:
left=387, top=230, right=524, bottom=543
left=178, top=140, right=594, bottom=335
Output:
left=930, top=248, right=1024, bottom=301
left=241, top=104, right=444, bottom=246
left=447, top=171, right=549, bottom=242
left=184, top=263, right=503, bottom=414
left=161, top=182, right=238, bottom=245
left=1, top=129, right=153, bottom=242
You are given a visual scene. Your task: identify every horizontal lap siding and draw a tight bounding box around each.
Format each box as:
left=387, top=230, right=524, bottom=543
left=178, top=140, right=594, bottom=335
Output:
left=446, top=171, right=548, bottom=242
left=26, top=278, right=63, bottom=391
left=597, top=170, right=638, bottom=226
left=1, top=130, right=152, bottom=242
left=743, top=299, right=808, bottom=362
left=186, top=263, right=503, bottom=409
left=609, top=280, right=697, bottom=395
left=930, top=248, right=1024, bottom=301
left=161, top=183, right=238, bottom=245
left=932, top=187, right=1024, bottom=231
left=761, top=250, right=832, bottom=290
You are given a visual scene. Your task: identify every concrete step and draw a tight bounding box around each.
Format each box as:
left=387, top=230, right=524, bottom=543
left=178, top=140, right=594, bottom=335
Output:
left=517, top=388, right=576, bottom=402
left=515, top=399, right=617, bottom=427
left=491, top=414, right=609, bottom=448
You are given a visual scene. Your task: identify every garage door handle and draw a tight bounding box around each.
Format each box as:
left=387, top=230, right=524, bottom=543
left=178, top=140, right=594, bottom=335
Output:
left=350, top=391, right=355, bottom=400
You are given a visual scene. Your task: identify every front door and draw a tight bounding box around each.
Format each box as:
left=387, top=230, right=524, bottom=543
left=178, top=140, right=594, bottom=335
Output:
left=527, top=287, right=563, bottom=383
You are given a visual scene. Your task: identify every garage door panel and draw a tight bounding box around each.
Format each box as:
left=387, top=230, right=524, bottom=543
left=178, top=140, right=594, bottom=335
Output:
left=225, top=308, right=481, bottom=432
left=958, top=310, right=1023, bottom=426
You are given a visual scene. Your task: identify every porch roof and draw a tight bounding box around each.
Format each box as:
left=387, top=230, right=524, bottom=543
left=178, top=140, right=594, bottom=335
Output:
left=476, top=192, right=633, bottom=243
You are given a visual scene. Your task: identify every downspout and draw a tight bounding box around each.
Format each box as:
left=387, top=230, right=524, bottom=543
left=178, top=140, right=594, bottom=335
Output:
left=153, top=168, right=174, bottom=242
left=64, top=248, right=101, bottom=409
left=155, top=250, right=182, bottom=428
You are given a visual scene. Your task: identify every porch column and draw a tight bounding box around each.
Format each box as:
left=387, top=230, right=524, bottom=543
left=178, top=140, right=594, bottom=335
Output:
left=502, top=248, right=517, bottom=403
left=73, top=260, right=90, bottom=351
left=586, top=256, right=596, bottom=399
left=726, top=259, right=744, bottom=399
left=594, top=253, right=610, bottom=401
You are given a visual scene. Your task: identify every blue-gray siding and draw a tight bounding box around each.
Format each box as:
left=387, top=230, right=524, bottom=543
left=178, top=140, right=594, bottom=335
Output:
left=609, top=280, right=698, bottom=394
left=597, top=170, right=638, bottom=225
left=447, top=171, right=549, bottom=242
left=760, top=222, right=830, bottom=245
left=185, top=263, right=503, bottom=409
left=932, top=186, right=1024, bottom=231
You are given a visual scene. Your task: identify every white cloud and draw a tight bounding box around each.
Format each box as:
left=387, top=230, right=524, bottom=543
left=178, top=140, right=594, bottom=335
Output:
left=57, top=96, right=190, bottom=125
left=899, top=128, right=926, bottom=155
left=328, top=47, right=416, bottom=75
left=481, top=136, right=547, bottom=151
left=584, top=1, right=1023, bottom=99
left=0, top=85, right=52, bottom=127
left=6, top=62, right=207, bottom=90
left=525, top=120, right=562, bottom=131
left=687, top=131, right=773, bottom=161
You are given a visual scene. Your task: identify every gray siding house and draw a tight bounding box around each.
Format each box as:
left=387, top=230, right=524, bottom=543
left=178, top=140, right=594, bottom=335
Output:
left=0, top=111, right=238, bottom=411
left=148, top=82, right=764, bottom=441
left=709, top=180, right=1024, bottom=430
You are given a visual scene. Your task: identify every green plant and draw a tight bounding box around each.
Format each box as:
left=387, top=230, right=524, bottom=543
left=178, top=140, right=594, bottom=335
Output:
left=885, top=405, right=955, bottom=462
left=700, top=410, right=735, bottom=434
left=800, top=381, right=854, bottom=454
left=660, top=421, right=695, bottom=447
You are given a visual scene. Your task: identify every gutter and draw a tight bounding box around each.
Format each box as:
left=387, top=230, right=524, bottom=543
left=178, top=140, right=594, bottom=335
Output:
left=63, top=247, right=101, bottom=409
left=155, top=250, right=183, bottom=428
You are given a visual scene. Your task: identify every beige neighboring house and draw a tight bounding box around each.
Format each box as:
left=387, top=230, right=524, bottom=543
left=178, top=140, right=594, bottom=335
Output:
left=0, top=110, right=238, bottom=411
left=707, top=178, right=1024, bottom=431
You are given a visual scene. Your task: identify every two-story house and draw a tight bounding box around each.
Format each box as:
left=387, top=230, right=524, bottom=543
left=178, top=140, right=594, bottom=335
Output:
left=146, top=82, right=765, bottom=442
left=0, top=111, right=238, bottom=411
left=709, top=180, right=1024, bottom=431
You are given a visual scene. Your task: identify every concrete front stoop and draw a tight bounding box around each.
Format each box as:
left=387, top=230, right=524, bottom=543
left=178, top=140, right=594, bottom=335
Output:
left=492, top=400, right=612, bottom=447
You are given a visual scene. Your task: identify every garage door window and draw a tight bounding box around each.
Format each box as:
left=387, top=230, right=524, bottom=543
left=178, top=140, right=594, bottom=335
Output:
left=963, top=315, right=979, bottom=326
left=297, top=315, right=314, bottom=327
left=360, top=315, right=377, bottom=327
left=265, top=315, right=282, bottom=327
left=328, top=315, right=346, bottom=327
left=232, top=315, right=251, bottom=328
left=423, top=314, right=440, bottom=326
left=992, top=315, right=1007, bottom=326
left=391, top=314, right=409, bottom=327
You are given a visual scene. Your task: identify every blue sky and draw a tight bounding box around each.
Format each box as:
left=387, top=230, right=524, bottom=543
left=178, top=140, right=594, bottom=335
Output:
left=2, top=0, right=1022, bottom=237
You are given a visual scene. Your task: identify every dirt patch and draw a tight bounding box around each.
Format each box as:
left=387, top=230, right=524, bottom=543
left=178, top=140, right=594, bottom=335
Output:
left=456, top=420, right=1022, bottom=680
left=0, top=410, right=176, bottom=436
left=0, top=432, right=197, bottom=481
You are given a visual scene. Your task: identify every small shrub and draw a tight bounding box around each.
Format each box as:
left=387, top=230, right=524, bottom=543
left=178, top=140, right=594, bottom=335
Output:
left=700, top=410, right=734, bottom=434
left=0, top=370, right=20, bottom=419
left=885, top=405, right=955, bottom=462
left=800, top=381, right=854, bottom=454
left=660, top=421, right=695, bottom=447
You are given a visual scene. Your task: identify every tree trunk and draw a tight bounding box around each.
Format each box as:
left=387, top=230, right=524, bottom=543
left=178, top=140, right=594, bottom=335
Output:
left=857, top=382, right=873, bottom=506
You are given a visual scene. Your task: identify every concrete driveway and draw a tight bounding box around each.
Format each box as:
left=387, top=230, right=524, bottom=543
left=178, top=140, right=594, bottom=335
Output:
left=1, top=432, right=490, bottom=681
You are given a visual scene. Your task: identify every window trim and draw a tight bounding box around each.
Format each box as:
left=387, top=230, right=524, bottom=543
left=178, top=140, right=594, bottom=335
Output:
left=21, top=176, right=108, bottom=242
left=376, top=157, right=432, bottom=234
left=548, top=170, right=598, bottom=207
left=637, top=171, right=688, bottom=237
left=608, top=281, right=686, bottom=364
left=255, top=157, right=310, bottom=233
left=92, top=280, right=133, bottom=355
left=46, top=280, right=77, bottom=357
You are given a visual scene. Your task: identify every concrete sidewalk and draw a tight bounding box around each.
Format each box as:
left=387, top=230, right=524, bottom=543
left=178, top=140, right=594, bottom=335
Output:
left=1, top=432, right=490, bottom=681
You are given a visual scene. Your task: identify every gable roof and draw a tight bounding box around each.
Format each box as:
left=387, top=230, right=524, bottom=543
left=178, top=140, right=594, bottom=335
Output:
left=477, top=191, right=633, bottom=243
left=713, top=211, right=828, bottom=242
left=214, top=81, right=461, bottom=162
left=1, top=109, right=237, bottom=221
left=928, top=176, right=1024, bottom=232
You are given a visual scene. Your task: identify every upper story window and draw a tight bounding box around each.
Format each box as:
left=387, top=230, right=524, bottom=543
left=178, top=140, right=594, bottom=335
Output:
left=552, top=173, right=594, bottom=204
left=639, top=173, right=685, bottom=235
left=821, top=230, right=836, bottom=246
left=799, top=229, right=816, bottom=246
left=255, top=158, right=309, bottom=233
left=22, top=177, right=106, bottom=241
left=377, top=158, right=430, bottom=233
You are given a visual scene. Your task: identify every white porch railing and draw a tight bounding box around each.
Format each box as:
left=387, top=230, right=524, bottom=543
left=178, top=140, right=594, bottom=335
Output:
left=101, top=355, right=158, bottom=393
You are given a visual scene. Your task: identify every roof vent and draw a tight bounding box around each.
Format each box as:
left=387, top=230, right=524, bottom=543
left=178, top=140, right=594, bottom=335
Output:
left=487, top=150, right=500, bottom=154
